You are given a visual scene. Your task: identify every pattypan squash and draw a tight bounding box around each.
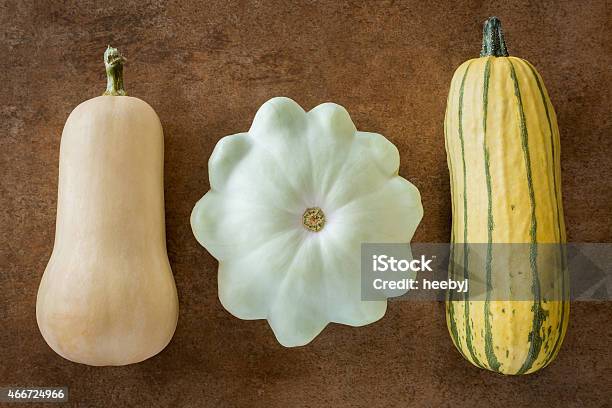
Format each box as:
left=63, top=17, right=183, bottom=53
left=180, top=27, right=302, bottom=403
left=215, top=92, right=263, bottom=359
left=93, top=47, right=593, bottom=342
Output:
left=191, top=97, right=423, bottom=347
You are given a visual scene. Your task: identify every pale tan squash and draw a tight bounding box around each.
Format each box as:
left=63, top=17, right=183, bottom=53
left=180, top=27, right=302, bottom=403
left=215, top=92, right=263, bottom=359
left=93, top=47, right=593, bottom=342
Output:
left=36, top=47, right=178, bottom=366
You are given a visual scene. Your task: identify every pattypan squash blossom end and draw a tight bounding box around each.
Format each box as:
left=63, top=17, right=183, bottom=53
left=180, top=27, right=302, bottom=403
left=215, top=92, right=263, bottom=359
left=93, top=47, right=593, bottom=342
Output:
left=302, top=207, right=325, bottom=232
left=191, top=97, right=423, bottom=347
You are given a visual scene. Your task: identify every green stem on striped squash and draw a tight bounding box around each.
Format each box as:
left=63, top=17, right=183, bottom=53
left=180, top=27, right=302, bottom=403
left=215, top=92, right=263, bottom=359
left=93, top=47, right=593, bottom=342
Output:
left=480, top=17, right=509, bottom=58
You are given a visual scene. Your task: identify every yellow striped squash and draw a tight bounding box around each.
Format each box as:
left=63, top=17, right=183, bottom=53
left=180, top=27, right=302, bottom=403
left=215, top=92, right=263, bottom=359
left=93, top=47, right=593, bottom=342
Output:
left=444, top=17, right=569, bottom=375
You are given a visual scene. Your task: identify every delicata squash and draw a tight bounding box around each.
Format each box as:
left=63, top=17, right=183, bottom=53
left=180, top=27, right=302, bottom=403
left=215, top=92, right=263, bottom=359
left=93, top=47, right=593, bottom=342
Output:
left=444, top=18, right=568, bottom=374
left=36, top=47, right=178, bottom=366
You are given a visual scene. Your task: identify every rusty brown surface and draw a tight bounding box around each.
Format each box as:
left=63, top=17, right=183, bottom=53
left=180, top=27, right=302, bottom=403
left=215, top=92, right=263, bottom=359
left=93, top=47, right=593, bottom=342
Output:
left=1, top=1, right=610, bottom=407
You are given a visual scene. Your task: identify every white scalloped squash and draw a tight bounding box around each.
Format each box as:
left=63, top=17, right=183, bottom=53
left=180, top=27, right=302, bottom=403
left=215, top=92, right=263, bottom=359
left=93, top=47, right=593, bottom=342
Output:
left=191, top=97, right=423, bottom=347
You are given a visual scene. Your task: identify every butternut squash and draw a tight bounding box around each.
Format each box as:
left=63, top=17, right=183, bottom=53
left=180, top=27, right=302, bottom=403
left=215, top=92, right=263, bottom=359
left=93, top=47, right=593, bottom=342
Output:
left=36, top=47, right=178, bottom=366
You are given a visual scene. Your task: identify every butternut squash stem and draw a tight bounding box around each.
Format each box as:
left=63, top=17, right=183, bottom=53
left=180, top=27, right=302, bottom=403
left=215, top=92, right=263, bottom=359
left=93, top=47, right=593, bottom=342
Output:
left=480, top=17, right=509, bottom=58
left=103, top=45, right=127, bottom=96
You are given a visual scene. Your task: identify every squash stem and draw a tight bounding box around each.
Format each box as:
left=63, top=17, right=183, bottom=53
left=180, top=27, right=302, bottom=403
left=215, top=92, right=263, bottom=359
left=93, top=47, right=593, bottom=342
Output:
left=103, top=46, right=127, bottom=96
left=480, top=17, right=509, bottom=57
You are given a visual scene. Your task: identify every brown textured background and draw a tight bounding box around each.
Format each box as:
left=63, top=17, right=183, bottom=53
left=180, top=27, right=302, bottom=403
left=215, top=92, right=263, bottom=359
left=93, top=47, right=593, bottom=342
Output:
left=1, top=0, right=611, bottom=407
